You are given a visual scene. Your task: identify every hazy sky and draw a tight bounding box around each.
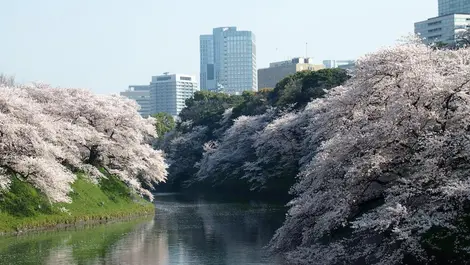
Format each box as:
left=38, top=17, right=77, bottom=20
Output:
left=0, top=0, right=436, bottom=94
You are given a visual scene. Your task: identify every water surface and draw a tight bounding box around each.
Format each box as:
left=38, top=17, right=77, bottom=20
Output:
left=0, top=193, right=286, bottom=265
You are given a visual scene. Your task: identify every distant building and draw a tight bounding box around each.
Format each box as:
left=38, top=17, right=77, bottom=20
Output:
left=323, top=60, right=355, bottom=69
left=415, top=14, right=470, bottom=45
left=415, top=0, right=470, bottom=45
left=200, top=27, right=257, bottom=94
left=258, top=57, right=324, bottom=89
left=120, top=85, right=151, bottom=117
left=149, top=73, right=199, bottom=117
left=200, top=35, right=216, bottom=92
left=439, top=0, right=470, bottom=16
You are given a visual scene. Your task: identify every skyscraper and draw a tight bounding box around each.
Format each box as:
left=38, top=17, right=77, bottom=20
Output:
left=200, top=27, right=257, bottom=94
left=439, top=0, right=470, bottom=16
left=200, top=35, right=215, bottom=92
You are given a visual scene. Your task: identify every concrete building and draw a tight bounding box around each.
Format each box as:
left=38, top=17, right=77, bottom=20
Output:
left=439, top=0, right=470, bottom=16
left=149, top=73, right=199, bottom=117
left=323, top=60, right=355, bottom=69
left=415, top=0, right=470, bottom=45
left=200, top=27, right=257, bottom=94
left=120, top=85, right=152, bottom=117
left=258, top=57, right=324, bottom=89
left=415, top=14, right=470, bottom=45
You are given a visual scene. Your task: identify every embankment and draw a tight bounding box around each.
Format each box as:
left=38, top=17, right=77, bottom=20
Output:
left=0, top=174, right=155, bottom=234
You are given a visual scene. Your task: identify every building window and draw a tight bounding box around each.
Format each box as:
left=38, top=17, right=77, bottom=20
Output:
left=156, top=76, right=171, bottom=81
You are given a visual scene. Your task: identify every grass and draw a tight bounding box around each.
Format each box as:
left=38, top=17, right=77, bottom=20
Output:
left=0, top=174, right=155, bottom=233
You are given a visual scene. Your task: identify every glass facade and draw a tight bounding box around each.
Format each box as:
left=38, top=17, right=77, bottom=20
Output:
left=415, top=14, right=470, bottom=44
left=200, top=27, right=257, bottom=94
left=199, top=35, right=215, bottom=91
left=439, top=0, right=470, bottom=16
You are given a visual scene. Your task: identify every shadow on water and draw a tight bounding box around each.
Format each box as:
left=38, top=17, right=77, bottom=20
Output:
left=0, top=193, right=287, bottom=265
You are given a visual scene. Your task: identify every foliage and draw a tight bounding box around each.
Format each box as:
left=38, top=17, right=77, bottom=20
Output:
left=163, top=126, right=209, bottom=191
left=231, top=89, right=272, bottom=119
left=0, top=81, right=167, bottom=202
left=151, top=112, right=175, bottom=139
left=245, top=111, right=305, bottom=193
left=179, top=91, right=243, bottom=132
left=162, top=69, right=350, bottom=194
left=193, top=111, right=275, bottom=190
left=269, top=68, right=350, bottom=109
left=269, top=41, right=470, bottom=264
left=0, top=176, right=54, bottom=217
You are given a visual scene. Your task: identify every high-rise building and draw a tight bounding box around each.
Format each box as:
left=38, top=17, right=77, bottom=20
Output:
left=200, top=35, right=215, bottom=92
left=439, top=0, right=470, bottom=16
left=258, top=57, right=324, bottom=89
left=121, top=73, right=198, bottom=117
left=200, top=27, right=257, bottom=94
left=323, top=60, right=356, bottom=69
left=149, top=73, right=199, bottom=117
left=415, top=0, right=470, bottom=45
left=120, top=85, right=152, bottom=117
left=415, top=14, right=470, bottom=44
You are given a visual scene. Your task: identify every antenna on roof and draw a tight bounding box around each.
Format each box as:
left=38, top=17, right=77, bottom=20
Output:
left=305, top=42, right=308, bottom=58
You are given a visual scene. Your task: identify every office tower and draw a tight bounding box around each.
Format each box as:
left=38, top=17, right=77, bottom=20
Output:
left=120, top=85, right=151, bottom=117
left=200, top=27, right=257, bottom=94
left=439, top=0, right=470, bottom=16
left=200, top=35, right=215, bottom=93
left=415, top=14, right=470, bottom=44
left=415, top=0, right=470, bottom=45
left=258, top=57, right=324, bottom=89
left=149, top=73, right=199, bottom=117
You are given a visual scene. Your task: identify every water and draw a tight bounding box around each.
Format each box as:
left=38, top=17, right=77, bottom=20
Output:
left=0, top=193, right=287, bottom=265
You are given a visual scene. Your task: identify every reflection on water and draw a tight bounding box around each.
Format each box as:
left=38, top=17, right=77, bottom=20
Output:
left=0, top=193, right=286, bottom=265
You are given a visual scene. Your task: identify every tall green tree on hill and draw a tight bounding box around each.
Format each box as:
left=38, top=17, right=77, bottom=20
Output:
left=269, top=68, right=350, bottom=109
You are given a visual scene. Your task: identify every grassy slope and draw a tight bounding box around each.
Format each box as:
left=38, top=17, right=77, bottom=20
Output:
left=0, top=174, right=155, bottom=233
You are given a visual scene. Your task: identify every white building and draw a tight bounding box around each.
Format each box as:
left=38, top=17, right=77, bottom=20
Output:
left=149, top=73, right=199, bottom=117
left=200, top=27, right=257, bottom=94
left=415, top=14, right=470, bottom=45
left=323, top=60, right=355, bottom=69
left=120, top=85, right=151, bottom=117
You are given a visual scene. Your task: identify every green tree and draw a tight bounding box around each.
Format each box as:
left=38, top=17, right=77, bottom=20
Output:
left=151, top=112, right=175, bottom=139
left=269, top=68, right=350, bottom=109
left=178, top=91, right=243, bottom=135
left=231, top=89, right=272, bottom=119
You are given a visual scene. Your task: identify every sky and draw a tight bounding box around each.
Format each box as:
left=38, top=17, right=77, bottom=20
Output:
left=0, top=0, right=437, bottom=95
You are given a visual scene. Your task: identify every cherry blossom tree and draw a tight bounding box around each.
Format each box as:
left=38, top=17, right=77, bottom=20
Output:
left=270, top=41, right=470, bottom=264
left=243, top=111, right=304, bottom=192
left=163, top=125, right=209, bottom=190
left=194, top=110, right=275, bottom=189
left=0, top=81, right=167, bottom=202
